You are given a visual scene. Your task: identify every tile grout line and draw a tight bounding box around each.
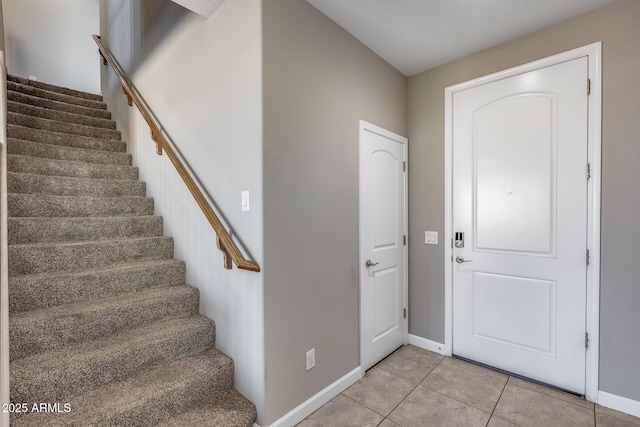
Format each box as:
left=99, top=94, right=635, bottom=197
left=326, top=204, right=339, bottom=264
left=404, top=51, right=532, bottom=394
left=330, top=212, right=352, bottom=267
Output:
left=338, top=393, right=383, bottom=418
left=484, top=375, right=512, bottom=427
left=507, top=380, right=595, bottom=412
left=419, top=355, right=511, bottom=422
left=384, top=348, right=509, bottom=424
left=383, top=349, right=447, bottom=423
left=368, top=348, right=446, bottom=426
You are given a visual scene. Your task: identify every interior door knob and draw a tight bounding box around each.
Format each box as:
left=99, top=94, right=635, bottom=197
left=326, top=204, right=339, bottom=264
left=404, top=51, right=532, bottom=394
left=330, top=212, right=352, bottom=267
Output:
left=455, top=255, right=472, bottom=263
left=366, top=259, right=379, bottom=268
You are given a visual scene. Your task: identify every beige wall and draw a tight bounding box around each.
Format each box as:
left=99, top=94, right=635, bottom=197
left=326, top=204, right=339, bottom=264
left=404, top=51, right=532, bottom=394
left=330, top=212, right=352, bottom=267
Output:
left=262, top=0, right=407, bottom=423
left=408, top=0, right=640, bottom=400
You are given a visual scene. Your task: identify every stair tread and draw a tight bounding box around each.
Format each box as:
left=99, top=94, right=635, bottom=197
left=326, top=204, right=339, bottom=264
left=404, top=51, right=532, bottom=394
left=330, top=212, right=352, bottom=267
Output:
left=9, top=235, right=171, bottom=249
left=10, top=282, right=195, bottom=322
left=11, top=315, right=215, bottom=403
left=8, top=75, right=103, bottom=101
left=9, top=258, right=186, bottom=312
left=8, top=111, right=121, bottom=140
left=8, top=99, right=116, bottom=130
left=158, top=390, right=256, bottom=427
left=8, top=215, right=163, bottom=244
left=11, top=348, right=234, bottom=427
left=7, top=153, right=138, bottom=180
left=8, top=193, right=154, bottom=217
left=9, top=257, right=182, bottom=282
left=9, top=235, right=174, bottom=276
left=7, top=80, right=107, bottom=110
left=10, top=284, right=199, bottom=360
left=12, top=315, right=212, bottom=369
left=7, top=171, right=146, bottom=197
left=8, top=139, right=130, bottom=166
left=8, top=125, right=127, bottom=152
left=7, top=90, right=112, bottom=119
left=8, top=170, right=141, bottom=185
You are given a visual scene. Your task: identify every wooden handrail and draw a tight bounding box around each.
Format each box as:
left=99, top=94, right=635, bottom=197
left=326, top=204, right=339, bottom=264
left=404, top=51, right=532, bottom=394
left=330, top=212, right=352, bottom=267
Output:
left=93, top=35, right=260, bottom=272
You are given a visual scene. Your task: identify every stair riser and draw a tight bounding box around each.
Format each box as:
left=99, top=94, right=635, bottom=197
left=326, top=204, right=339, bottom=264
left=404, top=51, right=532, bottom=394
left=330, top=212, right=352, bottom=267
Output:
left=8, top=139, right=130, bottom=165
left=8, top=237, right=173, bottom=276
left=8, top=100, right=116, bottom=130
left=8, top=194, right=154, bottom=218
left=9, top=286, right=199, bottom=360
left=11, top=318, right=216, bottom=404
left=8, top=125, right=126, bottom=153
left=7, top=90, right=111, bottom=120
left=7, top=155, right=138, bottom=181
left=8, top=75, right=103, bottom=102
left=8, top=112, right=121, bottom=140
left=7, top=172, right=146, bottom=197
left=9, top=260, right=185, bottom=312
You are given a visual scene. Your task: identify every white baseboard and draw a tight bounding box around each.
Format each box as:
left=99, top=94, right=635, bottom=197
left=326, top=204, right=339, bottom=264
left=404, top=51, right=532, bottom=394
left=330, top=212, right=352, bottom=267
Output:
left=268, top=366, right=364, bottom=427
left=408, top=334, right=446, bottom=355
left=598, top=391, right=640, bottom=419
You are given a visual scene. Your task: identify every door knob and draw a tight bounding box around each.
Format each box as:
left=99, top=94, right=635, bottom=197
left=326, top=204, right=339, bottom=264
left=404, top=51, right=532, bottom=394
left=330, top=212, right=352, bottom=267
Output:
left=455, top=255, right=472, bottom=264
left=366, top=260, right=379, bottom=268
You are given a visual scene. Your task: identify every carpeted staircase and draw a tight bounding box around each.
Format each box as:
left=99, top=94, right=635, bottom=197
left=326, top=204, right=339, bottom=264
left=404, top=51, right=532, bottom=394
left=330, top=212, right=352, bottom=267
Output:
left=5, top=75, right=257, bottom=426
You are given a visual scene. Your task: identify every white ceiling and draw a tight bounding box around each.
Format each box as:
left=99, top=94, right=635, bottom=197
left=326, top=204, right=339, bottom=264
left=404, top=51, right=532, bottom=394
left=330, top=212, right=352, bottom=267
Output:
left=305, top=0, right=619, bottom=76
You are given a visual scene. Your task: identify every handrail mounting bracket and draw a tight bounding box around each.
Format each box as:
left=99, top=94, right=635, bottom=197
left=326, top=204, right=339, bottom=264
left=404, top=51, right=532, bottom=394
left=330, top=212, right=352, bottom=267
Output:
left=217, top=236, right=233, bottom=270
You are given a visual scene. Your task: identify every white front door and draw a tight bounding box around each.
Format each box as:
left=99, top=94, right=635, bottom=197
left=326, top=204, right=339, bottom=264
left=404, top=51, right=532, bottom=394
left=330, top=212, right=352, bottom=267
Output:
left=452, top=57, right=589, bottom=393
left=360, top=120, right=407, bottom=371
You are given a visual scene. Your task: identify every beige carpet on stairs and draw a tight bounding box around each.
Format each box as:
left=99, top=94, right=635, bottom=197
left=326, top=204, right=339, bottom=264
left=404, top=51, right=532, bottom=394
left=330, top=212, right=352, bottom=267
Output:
left=5, top=74, right=256, bottom=427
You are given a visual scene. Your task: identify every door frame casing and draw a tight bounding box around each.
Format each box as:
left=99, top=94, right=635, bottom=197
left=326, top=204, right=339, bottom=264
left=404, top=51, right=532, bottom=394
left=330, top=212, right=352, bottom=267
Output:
left=443, top=42, right=602, bottom=401
left=359, top=120, right=409, bottom=370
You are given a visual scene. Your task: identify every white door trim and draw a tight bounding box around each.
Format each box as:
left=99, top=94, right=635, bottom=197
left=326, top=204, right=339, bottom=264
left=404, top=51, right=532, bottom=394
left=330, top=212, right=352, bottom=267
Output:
left=444, top=42, right=601, bottom=402
left=359, top=120, right=409, bottom=370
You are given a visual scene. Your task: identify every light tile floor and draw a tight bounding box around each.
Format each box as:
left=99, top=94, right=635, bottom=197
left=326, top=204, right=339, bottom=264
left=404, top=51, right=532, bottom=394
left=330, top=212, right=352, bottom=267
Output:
left=296, top=345, right=640, bottom=427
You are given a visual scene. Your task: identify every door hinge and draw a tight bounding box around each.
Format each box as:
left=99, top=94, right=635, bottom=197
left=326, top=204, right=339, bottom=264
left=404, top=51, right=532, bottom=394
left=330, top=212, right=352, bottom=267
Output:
left=403, top=161, right=407, bottom=172
left=585, top=332, right=590, bottom=349
left=586, top=249, right=590, bottom=266
left=403, top=235, right=407, bottom=246
left=404, top=308, right=407, bottom=319
left=587, top=78, right=591, bottom=95
left=587, top=163, right=591, bottom=180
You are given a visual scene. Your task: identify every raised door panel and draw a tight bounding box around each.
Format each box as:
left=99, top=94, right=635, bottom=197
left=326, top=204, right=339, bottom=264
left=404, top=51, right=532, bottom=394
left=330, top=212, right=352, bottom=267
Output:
left=475, top=94, right=557, bottom=256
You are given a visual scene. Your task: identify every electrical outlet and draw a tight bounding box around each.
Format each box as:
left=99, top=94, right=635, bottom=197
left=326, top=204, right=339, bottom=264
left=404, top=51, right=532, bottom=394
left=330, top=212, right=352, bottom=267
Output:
left=306, top=348, right=315, bottom=371
left=28, top=75, right=37, bottom=81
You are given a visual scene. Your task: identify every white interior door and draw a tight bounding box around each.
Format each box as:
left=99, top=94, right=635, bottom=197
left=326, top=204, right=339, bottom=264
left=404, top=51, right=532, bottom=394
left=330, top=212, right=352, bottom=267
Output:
left=360, top=121, right=407, bottom=371
left=452, top=57, right=589, bottom=394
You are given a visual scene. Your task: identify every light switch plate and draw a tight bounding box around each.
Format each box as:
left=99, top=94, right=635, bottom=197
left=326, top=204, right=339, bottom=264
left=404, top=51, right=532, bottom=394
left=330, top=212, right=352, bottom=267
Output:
left=306, top=348, right=315, bottom=371
left=425, top=231, right=438, bottom=245
left=241, top=191, right=250, bottom=212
